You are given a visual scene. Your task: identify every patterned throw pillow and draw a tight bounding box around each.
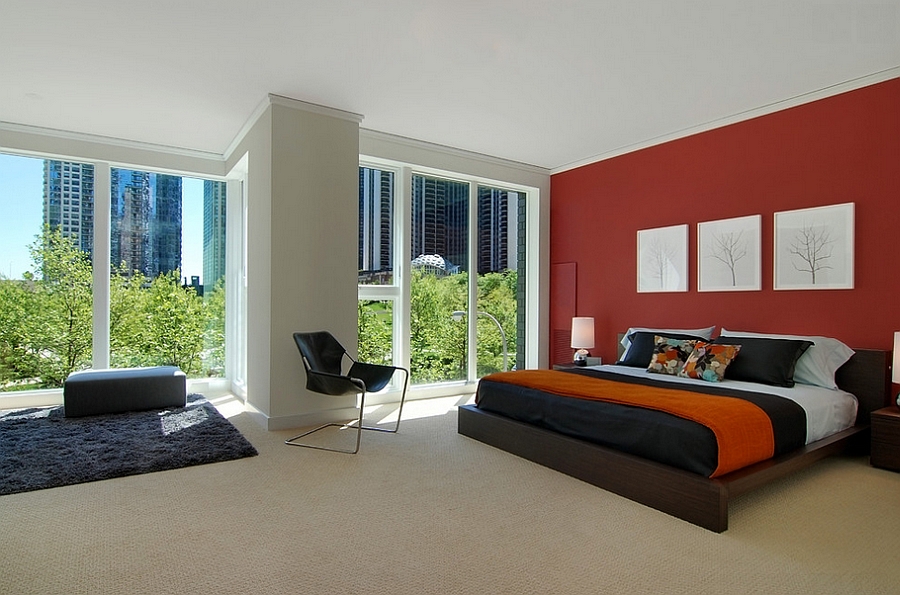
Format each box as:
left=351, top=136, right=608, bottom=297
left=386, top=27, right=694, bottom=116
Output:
left=679, top=341, right=742, bottom=382
left=647, top=336, right=698, bottom=375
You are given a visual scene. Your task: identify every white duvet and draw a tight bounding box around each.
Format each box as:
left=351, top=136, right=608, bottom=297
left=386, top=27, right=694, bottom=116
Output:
left=586, top=364, right=859, bottom=444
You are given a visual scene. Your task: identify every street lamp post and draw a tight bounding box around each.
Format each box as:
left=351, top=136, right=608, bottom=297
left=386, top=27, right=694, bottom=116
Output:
left=451, top=310, right=508, bottom=372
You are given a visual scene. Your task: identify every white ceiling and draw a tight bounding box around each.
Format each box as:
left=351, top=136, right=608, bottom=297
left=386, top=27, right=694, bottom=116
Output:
left=2, top=1, right=898, bottom=172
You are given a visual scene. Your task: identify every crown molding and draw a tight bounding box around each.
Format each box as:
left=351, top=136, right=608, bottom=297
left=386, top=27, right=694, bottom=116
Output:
left=552, top=66, right=900, bottom=174
left=0, top=120, right=224, bottom=162
left=224, top=94, right=365, bottom=160
left=360, top=128, right=549, bottom=177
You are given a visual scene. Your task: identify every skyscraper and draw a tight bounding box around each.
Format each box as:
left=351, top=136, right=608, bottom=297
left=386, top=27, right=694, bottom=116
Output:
left=110, top=168, right=182, bottom=278
left=43, top=160, right=95, bottom=254
left=358, top=167, right=393, bottom=281
left=477, top=187, right=511, bottom=274
left=203, top=180, right=227, bottom=292
left=411, top=175, right=468, bottom=271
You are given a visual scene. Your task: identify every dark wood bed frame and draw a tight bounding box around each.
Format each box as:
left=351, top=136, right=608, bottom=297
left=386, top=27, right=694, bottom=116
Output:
left=457, top=348, right=891, bottom=532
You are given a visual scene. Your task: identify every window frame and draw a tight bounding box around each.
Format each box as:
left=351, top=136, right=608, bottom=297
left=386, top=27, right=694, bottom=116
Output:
left=0, top=150, right=242, bottom=406
left=359, top=155, right=539, bottom=398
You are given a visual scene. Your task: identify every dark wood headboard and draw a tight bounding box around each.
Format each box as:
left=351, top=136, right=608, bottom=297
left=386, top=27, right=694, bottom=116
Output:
left=835, top=349, right=891, bottom=425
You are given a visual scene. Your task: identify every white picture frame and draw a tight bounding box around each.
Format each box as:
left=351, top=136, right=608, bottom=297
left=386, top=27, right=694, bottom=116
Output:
left=774, top=202, right=854, bottom=290
left=637, top=224, right=688, bottom=293
left=697, top=215, right=761, bottom=292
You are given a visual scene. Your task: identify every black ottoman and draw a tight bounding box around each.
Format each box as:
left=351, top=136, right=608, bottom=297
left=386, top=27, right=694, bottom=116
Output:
left=63, top=366, right=187, bottom=417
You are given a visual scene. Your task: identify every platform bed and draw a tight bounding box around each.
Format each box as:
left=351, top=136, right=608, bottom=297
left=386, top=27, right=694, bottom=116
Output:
left=457, top=349, right=890, bottom=532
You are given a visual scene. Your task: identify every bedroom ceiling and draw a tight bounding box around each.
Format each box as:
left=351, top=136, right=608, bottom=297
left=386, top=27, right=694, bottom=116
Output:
left=2, top=1, right=898, bottom=172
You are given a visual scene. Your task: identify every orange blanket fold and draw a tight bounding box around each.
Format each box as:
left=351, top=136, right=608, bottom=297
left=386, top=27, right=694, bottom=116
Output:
left=481, top=370, right=775, bottom=477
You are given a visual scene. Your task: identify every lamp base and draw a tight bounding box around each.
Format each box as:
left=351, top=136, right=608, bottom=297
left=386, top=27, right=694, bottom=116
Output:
left=573, top=348, right=589, bottom=366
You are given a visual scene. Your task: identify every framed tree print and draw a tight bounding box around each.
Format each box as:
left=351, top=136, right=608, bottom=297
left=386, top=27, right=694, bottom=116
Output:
left=698, top=215, right=761, bottom=292
left=637, top=224, right=688, bottom=293
left=774, top=202, right=854, bottom=290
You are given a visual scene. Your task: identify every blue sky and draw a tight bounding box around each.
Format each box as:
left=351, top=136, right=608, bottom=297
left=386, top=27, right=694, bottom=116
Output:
left=0, top=152, right=204, bottom=282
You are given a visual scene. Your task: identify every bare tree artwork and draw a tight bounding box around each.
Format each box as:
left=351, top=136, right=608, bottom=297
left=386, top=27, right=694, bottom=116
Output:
left=647, top=236, right=678, bottom=289
left=774, top=203, right=853, bottom=291
left=638, top=224, right=687, bottom=293
left=706, top=230, right=747, bottom=286
left=788, top=223, right=836, bottom=284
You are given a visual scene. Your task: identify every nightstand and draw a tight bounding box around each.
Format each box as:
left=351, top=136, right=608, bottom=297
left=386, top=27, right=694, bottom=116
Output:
left=870, top=407, right=900, bottom=471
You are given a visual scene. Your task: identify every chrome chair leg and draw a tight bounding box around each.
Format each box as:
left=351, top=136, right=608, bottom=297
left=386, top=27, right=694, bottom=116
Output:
left=285, top=391, right=367, bottom=454
left=360, top=368, right=408, bottom=434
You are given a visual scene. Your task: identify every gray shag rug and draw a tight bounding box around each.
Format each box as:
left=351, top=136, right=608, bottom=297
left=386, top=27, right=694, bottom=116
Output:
left=0, top=394, right=258, bottom=496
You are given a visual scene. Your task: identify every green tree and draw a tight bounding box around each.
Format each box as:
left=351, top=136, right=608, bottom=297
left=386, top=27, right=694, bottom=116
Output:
left=142, top=270, right=206, bottom=374
left=0, top=276, right=41, bottom=388
left=358, top=300, right=392, bottom=366
left=109, top=266, right=150, bottom=369
left=409, top=269, right=467, bottom=383
left=27, top=226, right=94, bottom=387
left=203, top=278, right=226, bottom=376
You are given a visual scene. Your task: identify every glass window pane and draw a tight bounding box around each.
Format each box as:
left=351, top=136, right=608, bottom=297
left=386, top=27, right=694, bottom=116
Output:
left=108, top=169, right=225, bottom=378
left=358, top=299, right=393, bottom=366
left=1, top=154, right=94, bottom=390
left=410, top=175, right=468, bottom=384
left=358, top=167, right=394, bottom=285
left=476, top=186, right=523, bottom=374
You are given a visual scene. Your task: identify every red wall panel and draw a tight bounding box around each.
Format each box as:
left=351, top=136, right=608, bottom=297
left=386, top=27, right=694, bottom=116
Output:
left=550, top=77, right=900, bottom=365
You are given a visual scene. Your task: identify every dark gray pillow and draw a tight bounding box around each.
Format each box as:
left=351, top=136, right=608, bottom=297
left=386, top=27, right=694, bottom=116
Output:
left=710, top=336, right=813, bottom=387
left=617, top=331, right=708, bottom=368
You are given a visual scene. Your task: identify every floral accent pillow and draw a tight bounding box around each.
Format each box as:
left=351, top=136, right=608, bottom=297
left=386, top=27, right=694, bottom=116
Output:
left=647, top=336, right=698, bottom=376
left=679, top=341, right=742, bottom=382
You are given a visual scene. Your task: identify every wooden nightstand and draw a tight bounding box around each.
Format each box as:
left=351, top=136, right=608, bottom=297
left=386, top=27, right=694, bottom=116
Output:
left=871, top=407, right=900, bottom=471
left=552, top=363, right=579, bottom=370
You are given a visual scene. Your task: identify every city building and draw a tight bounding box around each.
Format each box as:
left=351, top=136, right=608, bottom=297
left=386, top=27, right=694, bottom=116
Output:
left=110, top=168, right=182, bottom=278
left=358, top=167, right=393, bottom=283
left=42, top=160, right=95, bottom=254
left=203, top=180, right=227, bottom=292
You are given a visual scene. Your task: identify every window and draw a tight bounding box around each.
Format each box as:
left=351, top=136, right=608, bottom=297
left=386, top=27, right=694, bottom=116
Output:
left=357, top=166, right=401, bottom=375
left=0, top=153, right=94, bottom=390
left=410, top=174, right=469, bottom=384
left=358, top=160, right=529, bottom=390
left=1, top=152, right=231, bottom=395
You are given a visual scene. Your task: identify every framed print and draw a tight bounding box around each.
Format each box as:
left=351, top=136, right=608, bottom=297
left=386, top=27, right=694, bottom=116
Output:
left=637, top=224, right=688, bottom=293
left=697, top=215, right=761, bottom=292
left=774, top=202, right=854, bottom=290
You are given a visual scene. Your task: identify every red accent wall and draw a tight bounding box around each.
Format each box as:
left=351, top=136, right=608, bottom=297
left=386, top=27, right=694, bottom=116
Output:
left=550, top=77, right=900, bottom=365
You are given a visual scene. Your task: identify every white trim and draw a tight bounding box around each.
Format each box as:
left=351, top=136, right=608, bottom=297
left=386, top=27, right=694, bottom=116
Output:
left=267, top=94, right=364, bottom=123
left=0, top=120, right=223, bottom=162
left=552, top=66, right=900, bottom=174
left=361, top=128, right=549, bottom=177
left=92, top=162, right=112, bottom=368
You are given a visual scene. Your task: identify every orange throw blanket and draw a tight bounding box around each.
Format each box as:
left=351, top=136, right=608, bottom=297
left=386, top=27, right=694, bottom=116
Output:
left=480, top=370, right=775, bottom=477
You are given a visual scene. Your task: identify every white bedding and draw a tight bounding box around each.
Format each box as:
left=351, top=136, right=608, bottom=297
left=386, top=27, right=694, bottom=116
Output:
left=586, top=364, right=859, bottom=444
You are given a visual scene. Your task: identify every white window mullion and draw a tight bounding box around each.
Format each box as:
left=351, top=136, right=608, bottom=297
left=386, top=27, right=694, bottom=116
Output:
left=467, top=183, right=478, bottom=382
left=397, top=166, right=412, bottom=372
left=92, top=162, right=111, bottom=369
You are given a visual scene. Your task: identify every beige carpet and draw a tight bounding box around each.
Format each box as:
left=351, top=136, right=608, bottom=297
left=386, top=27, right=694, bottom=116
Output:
left=2, top=395, right=899, bottom=595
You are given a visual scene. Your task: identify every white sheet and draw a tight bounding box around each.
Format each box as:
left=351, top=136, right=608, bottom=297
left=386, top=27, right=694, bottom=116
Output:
left=584, top=364, right=858, bottom=444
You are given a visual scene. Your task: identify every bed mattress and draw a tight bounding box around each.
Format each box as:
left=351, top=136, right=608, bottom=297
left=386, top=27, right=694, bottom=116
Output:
left=475, top=365, right=858, bottom=477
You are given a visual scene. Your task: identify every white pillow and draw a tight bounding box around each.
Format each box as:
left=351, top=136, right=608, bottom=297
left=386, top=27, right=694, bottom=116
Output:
left=620, top=326, right=716, bottom=360
left=719, top=329, right=854, bottom=390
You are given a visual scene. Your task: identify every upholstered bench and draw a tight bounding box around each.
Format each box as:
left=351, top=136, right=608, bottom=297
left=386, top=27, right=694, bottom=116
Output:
left=63, top=366, right=187, bottom=417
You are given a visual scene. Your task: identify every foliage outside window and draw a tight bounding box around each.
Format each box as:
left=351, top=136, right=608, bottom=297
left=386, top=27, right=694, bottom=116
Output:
left=1, top=231, right=225, bottom=392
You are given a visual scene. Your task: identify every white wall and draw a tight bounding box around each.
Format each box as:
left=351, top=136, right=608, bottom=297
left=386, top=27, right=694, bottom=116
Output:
left=225, top=96, right=362, bottom=430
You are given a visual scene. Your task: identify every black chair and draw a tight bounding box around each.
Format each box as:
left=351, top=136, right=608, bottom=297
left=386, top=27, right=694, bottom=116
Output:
left=285, top=331, right=409, bottom=454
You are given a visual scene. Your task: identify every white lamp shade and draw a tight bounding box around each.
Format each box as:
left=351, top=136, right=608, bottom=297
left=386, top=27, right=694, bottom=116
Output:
left=571, top=317, right=595, bottom=349
left=893, top=332, right=900, bottom=384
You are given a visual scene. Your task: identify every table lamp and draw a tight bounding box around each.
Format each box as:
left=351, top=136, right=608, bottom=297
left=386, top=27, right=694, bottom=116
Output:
left=571, top=317, right=595, bottom=366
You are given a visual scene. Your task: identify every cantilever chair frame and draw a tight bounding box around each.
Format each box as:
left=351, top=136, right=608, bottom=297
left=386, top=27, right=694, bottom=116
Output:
left=285, top=332, right=409, bottom=454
